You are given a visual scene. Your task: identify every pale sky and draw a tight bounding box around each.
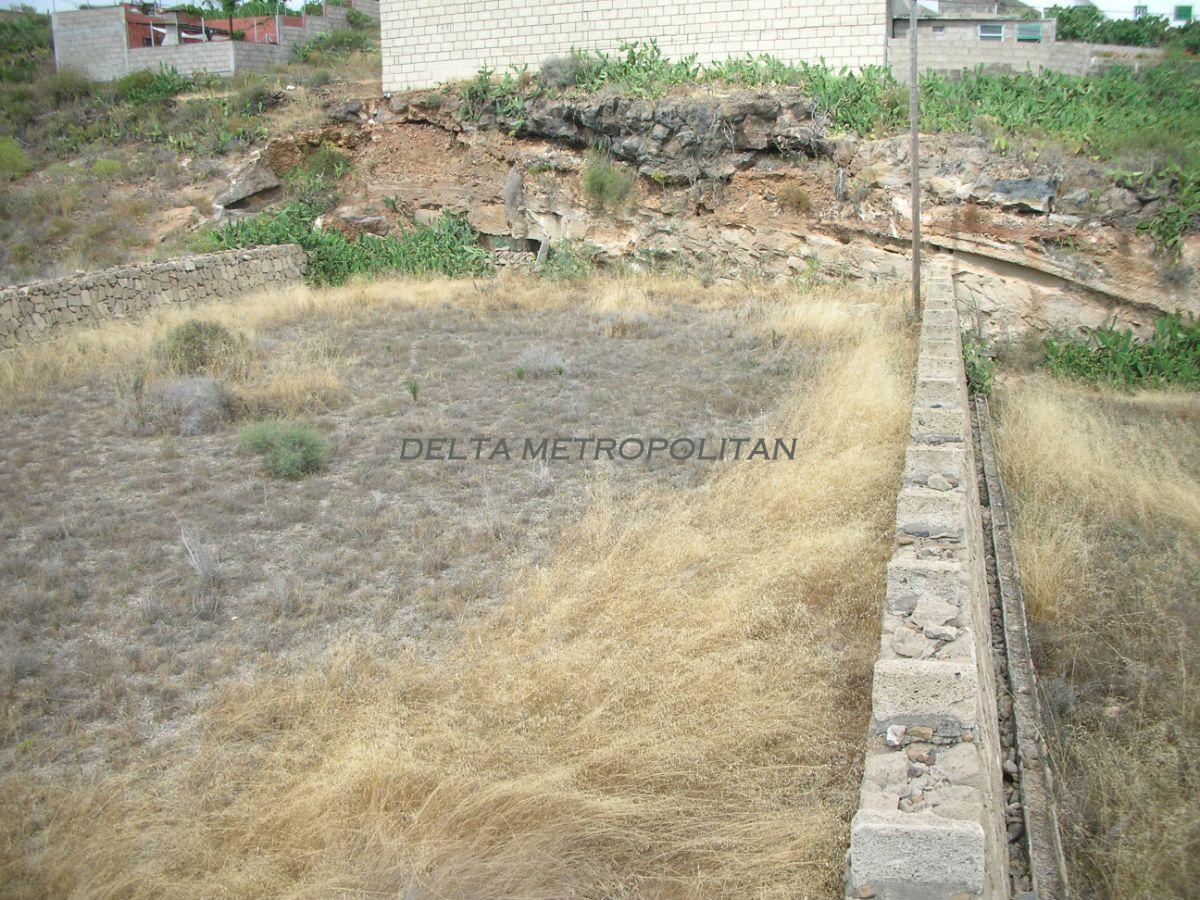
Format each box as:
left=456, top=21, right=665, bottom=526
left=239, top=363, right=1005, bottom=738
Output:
left=3, top=0, right=117, bottom=11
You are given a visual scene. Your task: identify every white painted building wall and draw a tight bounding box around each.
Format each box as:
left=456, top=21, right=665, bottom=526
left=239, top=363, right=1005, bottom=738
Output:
left=380, top=0, right=891, bottom=92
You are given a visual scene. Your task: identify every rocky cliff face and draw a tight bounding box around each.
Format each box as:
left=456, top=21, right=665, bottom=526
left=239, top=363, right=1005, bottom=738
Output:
left=243, top=87, right=1198, bottom=340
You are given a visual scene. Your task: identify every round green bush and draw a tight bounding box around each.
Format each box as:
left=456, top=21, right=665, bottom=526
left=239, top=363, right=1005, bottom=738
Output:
left=238, top=421, right=329, bottom=478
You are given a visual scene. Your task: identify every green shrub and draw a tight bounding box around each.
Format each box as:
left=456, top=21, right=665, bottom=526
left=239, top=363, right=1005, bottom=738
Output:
left=112, top=66, right=191, bottom=104
left=0, top=8, right=51, bottom=84
left=458, top=66, right=526, bottom=124
left=236, top=79, right=279, bottom=114
left=1170, top=20, right=1200, bottom=53
left=206, top=188, right=492, bottom=286
left=0, top=82, right=38, bottom=129
left=90, top=157, right=122, bottom=180
left=0, top=134, right=31, bottom=180
left=304, top=68, right=333, bottom=87
left=345, top=7, right=374, bottom=29
left=1047, top=5, right=1171, bottom=46
left=39, top=68, right=91, bottom=105
left=777, top=182, right=813, bottom=214
left=1044, top=313, right=1200, bottom=388
left=291, top=28, right=373, bottom=63
left=538, top=51, right=601, bottom=89
left=540, top=238, right=598, bottom=280
left=581, top=150, right=636, bottom=209
left=238, top=420, right=329, bottom=477
left=304, top=142, right=350, bottom=179
left=962, top=334, right=996, bottom=395
left=156, top=319, right=246, bottom=375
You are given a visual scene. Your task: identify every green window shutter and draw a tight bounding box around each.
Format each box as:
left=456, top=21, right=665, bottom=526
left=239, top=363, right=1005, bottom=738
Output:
left=1017, top=21, right=1043, bottom=42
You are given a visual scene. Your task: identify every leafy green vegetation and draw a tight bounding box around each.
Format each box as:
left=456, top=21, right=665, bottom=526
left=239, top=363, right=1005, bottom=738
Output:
left=238, top=420, right=329, bottom=478
left=539, top=238, right=599, bottom=280
left=303, top=142, right=351, bottom=179
left=1047, top=4, right=1200, bottom=50
left=962, top=334, right=996, bottom=395
left=524, top=42, right=1200, bottom=253
left=581, top=149, right=636, bottom=209
left=206, top=175, right=491, bottom=285
left=291, top=28, right=375, bottom=64
left=345, top=8, right=375, bottom=29
left=1043, top=313, right=1200, bottom=388
left=458, top=66, right=527, bottom=125
left=1, top=59, right=269, bottom=161
left=0, top=134, right=30, bottom=179
left=0, top=6, right=50, bottom=84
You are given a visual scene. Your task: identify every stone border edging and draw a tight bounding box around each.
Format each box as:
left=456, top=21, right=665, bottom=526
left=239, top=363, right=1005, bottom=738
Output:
left=847, top=256, right=1008, bottom=899
left=0, top=244, right=307, bottom=350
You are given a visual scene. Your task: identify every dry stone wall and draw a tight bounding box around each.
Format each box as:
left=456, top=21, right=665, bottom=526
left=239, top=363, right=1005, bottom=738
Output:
left=847, top=256, right=1008, bottom=899
left=0, top=245, right=306, bottom=350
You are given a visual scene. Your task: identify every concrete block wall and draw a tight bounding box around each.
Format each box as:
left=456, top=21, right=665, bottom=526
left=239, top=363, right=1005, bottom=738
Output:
left=232, top=40, right=290, bottom=74
left=847, top=256, right=1008, bottom=899
left=889, top=35, right=1164, bottom=78
left=0, top=246, right=307, bottom=350
left=127, top=40, right=236, bottom=77
left=380, top=0, right=889, bottom=91
left=51, top=7, right=129, bottom=82
left=353, top=0, right=381, bottom=22
left=52, top=2, right=370, bottom=82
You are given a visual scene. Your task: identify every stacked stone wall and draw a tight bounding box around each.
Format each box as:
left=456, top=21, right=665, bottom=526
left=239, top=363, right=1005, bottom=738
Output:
left=0, top=245, right=306, bottom=350
left=847, top=256, right=1009, bottom=899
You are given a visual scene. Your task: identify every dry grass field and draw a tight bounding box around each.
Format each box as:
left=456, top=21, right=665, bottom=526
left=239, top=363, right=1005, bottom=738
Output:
left=998, top=378, right=1200, bottom=898
left=0, top=273, right=914, bottom=897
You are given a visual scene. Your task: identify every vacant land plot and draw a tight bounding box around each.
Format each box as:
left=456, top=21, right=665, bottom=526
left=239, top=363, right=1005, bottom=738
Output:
left=1, top=273, right=913, bottom=897
left=998, top=378, right=1200, bottom=897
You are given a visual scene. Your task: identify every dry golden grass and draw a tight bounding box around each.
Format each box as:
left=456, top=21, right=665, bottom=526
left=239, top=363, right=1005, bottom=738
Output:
left=998, top=376, right=1200, bottom=897
left=0, top=275, right=913, bottom=898
left=0, top=273, right=888, bottom=410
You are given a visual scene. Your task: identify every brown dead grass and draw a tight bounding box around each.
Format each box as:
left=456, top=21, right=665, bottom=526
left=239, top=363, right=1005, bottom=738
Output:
left=998, top=376, right=1200, bottom=898
left=0, top=275, right=913, bottom=898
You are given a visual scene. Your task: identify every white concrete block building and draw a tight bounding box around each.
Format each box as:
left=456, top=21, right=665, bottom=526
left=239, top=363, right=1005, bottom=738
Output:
left=380, top=0, right=893, bottom=91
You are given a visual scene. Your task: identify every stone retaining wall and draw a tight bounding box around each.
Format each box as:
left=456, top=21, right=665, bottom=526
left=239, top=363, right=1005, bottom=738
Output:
left=847, top=256, right=1008, bottom=898
left=0, top=245, right=307, bottom=350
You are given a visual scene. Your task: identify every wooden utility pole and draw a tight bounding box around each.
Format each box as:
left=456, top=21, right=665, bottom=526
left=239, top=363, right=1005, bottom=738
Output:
left=909, top=1, right=922, bottom=315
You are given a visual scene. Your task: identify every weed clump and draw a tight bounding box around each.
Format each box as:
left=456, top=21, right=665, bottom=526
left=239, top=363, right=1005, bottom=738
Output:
left=291, top=28, right=374, bottom=64
left=0, top=134, right=30, bottom=180
left=776, top=182, right=813, bottom=214
left=208, top=192, right=491, bottom=286
left=238, top=420, right=329, bottom=477
left=90, top=157, right=123, bottom=181
left=538, top=51, right=600, bottom=89
left=1043, top=313, right=1200, bottom=388
left=39, top=67, right=91, bottom=105
left=156, top=319, right=246, bottom=376
left=581, top=150, right=636, bottom=209
left=539, top=238, right=597, bottom=280
left=303, top=142, right=350, bottom=180
left=962, top=334, right=995, bottom=395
